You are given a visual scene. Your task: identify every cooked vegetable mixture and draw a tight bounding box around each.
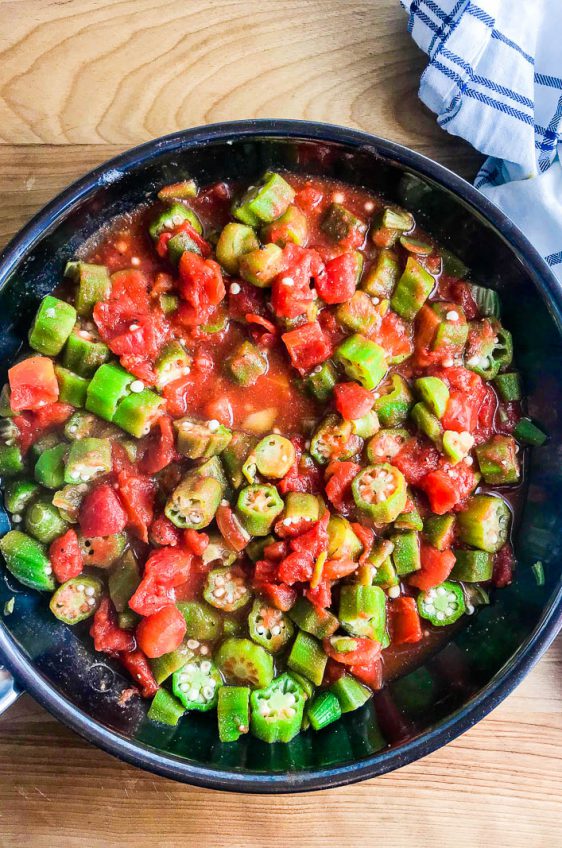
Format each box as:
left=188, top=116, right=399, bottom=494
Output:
left=0, top=171, right=547, bottom=743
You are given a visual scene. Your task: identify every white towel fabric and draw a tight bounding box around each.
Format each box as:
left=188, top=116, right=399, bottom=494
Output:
left=401, top=0, right=562, bottom=278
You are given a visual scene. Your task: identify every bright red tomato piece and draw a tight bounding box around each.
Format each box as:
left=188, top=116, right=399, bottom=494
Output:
left=215, top=504, right=248, bottom=552
left=408, top=543, right=455, bottom=591
left=278, top=551, right=314, bottom=585
left=392, top=437, right=440, bottom=486
left=136, top=605, right=187, bottom=658
left=119, top=649, right=159, bottom=698
left=390, top=596, right=423, bottom=644
left=140, top=415, right=176, bottom=474
left=324, top=460, right=360, bottom=513
left=333, top=382, right=374, bottom=420
left=315, top=252, right=361, bottom=304
left=323, top=636, right=382, bottom=666
left=9, top=356, right=59, bottom=411
left=49, top=529, right=83, bottom=583
left=116, top=470, right=155, bottom=544
left=79, top=484, right=128, bottom=537
left=350, top=659, right=383, bottom=691
left=178, top=252, right=226, bottom=317
left=149, top=513, right=181, bottom=547
left=129, top=547, right=193, bottom=616
left=90, top=598, right=135, bottom=654
left=281, top=321, right=331, bottom=375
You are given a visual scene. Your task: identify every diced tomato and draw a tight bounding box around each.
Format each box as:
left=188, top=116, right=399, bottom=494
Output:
left=228, top=280, right=266, bottom=323
left=442, top=390, right=478, bottom=433
left=259, top=582, right=297, bottom=612
left=390, top=596, right=423, bottom=644
left=149, top=513, right=181, bottom=547
left=9, top=356, right=59, bottom=411
left=178, top=252, right=225, bottom=320
left=140, top=415, right=176, bottom=474
left=281, top=321, right=331, bottom=375
left=111, top=441, right=134, bottom=475
left=119, top=354, right=158, bottom=386
left=136, top=605, right=187, bottom=658
left=171, top=221, right=212, bottom=257
left=392, top=437, right=440, bottom=486
left=271, top=245, right=321, bottom=319
left=350, top=659, right=383, bottom=691
left=278, top=550, right=314, bottom=585
left=49, top=529, right=83, bottom=583
left=318, top=307, right=346, bottom=348
left=253, top=559, right=279, bottom=584
left=493, top=543, right=515, bottom=588
left=90, top=598, right=135, bottom=654
left=323, top=558, right=358, bottom=579
left=215, top=504, right=249, bottom=552
left=245, top=313, right=277, bottom=335
left=129, top=547, right=192, bottom=616
left=295, top=184, right=323, bottom=213
left=13, top=401, right=73, bottom=454
left=119, top=649, right=159, bottom=698
left=116, top=470, right=155, bottom=544
left=182, top=529, right=209, bottom=557
left=408, top=543, right=455, bottom=590
left=333, top=382, right=374, bottom=420
left=315, top=252, right=360, bottom=304
left=413, top=304, right=442, bottom=367
left=324, top=460, right=360, bottom=512
left=374, top=311, right=413, bottom=361
left=350, top=522, right=374, bottom=565
left=203, top=395, right=233, bottom=427
left=289, top=513, right=329, bottom=560
left=323, top=636, right=382, bottom=666
left=418, top=469, right=457, bottom=514
left=263, top=540, right=289, bottom=562
left=474, top=384, right=496, bottom=443
left=79, top=484, right=128, bottom=537
left=304, top=579, right=332, bottom=609
left=279, top=441, right=322, bottom=495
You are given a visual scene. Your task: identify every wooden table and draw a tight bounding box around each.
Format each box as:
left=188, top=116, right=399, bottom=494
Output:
left=0, top=2, right=560, bottom=845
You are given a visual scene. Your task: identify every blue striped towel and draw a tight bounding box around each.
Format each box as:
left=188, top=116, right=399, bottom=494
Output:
left=401, top=0, right=562, bottom=279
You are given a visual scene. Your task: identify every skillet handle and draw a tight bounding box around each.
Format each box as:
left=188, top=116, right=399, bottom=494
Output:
left=0, top=665, right=21, bottom=716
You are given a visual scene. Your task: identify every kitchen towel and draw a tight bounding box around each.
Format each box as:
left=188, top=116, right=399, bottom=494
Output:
left=401, top=0, right=562, bottom=280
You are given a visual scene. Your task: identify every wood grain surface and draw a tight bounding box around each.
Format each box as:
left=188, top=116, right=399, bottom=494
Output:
left=0, top=2, right=560, bottom=846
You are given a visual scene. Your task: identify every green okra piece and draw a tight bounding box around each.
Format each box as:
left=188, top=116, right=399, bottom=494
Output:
left=390, top=256, right=434, bottom=320
left=247, top=434, right=295, bottom=480
left=248, top=599, right=294, bottom=653
left=215, top=637, right=273, bottom=687
left=4, top=479, right=40, bottom=514
left=326, top=515, right=362, bottom=561
left=339, top=584, right=386, bottom=643
left=65, top=262, right=111, bottom=317
left=335, top=334, right=387, bottom=391
left=201, top=532, right=237, bottom=568
left=34, top=444, right=68, bottom=490
left=415, top=376, right=449, bottom=419
left=351, top=410, right=379, bottom=439
left=288, top=597, right=339, bottom=640
left=221, top=431, right=258, bottom=489
left=261, top=204, right=308, bottom=247
left=236, top=484, right=284, bottom=536
left=175, top=417, right=232, bottom=459
left=309, top=414, right=359, bottom=465
left=361, top=249, right=400, bottom=298
left=329, top=675, right=372, bottom=713
left=451, top=549, right=494, bottom=582
left=513, top=417, right=548, bottom=446
left=467, top=284, right=500, bottom=318
left=158, top=293, right=179, bottom=315
left=217, top=685, right=251, bottom=742
left=225, top=340, right=267, bottom=387
left=411, top=401, right=443, bottom=447
left=165, top=473, right=223, bottom=530
left=172, top=656, right=223, bottom=711
left=108, top=550, right=140, bottom=612
left=0, top=444, right=24, bottom=477
left=62, top=326, right=110, bottom=379
left=52, top=483, right=89, bottom=523
left=352, top=463, right=407, bottom=525
left=50, top=576, right=104, bottom=624
left=216, top=222, right=260, bottom=275
left=366, top=427, right=409, bottom=462
left=321, top=203, right=367, bottom=244
left=394, top=500, right=423, bottom=532
left=427, top=302, right=469, bottom=353
left=0, top=384, right=13, bottom=418
left=149, top=202, right=202, bottom=240
left=336, top=291, right=379, bottom=334
left=417, top=581, right=466, bottom=626
left=177, top=600, right=223, bottom=642
left=29, top=432, right=59, bottom=460
left=86, top=363, right=134, bottom=422
left=149, top=641, right=193, bottom=685
left=465, top=318, right=513, bottom=380
left=456, top=494, right=511, bottom=553
left=390, top=530, right=421, bottom=576
left=442, top=430, right=475, bottom=465
left=232, top=172, right=295, bottom=226
left=493, top=372, right=522, bottom=403
left=155, top=341, right=192, bottom=391
left=307, top=690, right=342, bottom=731
left=64, top=437, right=112, bottom=484
left=113, top=388, right=165, bottom=438
left=475, top=435, right=520, bottom=485
left=148, top=689, right=185, bottom=727
left=158, top=179, right=198, bottom=201
left=305, top=360, right=338, bottom=402
left=0, top=530, right=54, bottom=591
left=370, top=554, right=399, bottom=589
left=250, top=674, right=306, bottom=743
left=277, top=492, right=320, bottom=534
left=24, top=499, right=68, bottom=545
left=196, top=456, right=228, bottom=492
left=239, top=243, right=285, bottom=288
left=28, top=295, right=77, bottom=356
left=245, top=535, right=274, bottom=563
left=287, top=631, right=327, bottom=686
left=374, top=374, right=413, bottom=427
left=423, top=513, right=455, bottom=551
left=166, top=230, right=202, bottom=265
left=55, top=365, right=89, bottom=408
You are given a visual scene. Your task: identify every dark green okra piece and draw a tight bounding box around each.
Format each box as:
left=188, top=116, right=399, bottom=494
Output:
left=34, top=444, right=68, bottom=490
left=218, top=685, right=251, bottom=742
left=336, top=334, right=387, bottom=391
left=236, top=484, right=284, bottom=536
left=28, top=295, right=77, bottom=356
left=65, top=262, right=111, bottom=317
left=232, top=172, right=295, bottom=227
left=86, top=363, right=134, bottom=422
left=0, top=530, right=55, bottom=591
left=62, top=326, right=110, bottom=378
left=25, top=499, right=68, bottom=544
left=55, top=365, right=89, bottom=408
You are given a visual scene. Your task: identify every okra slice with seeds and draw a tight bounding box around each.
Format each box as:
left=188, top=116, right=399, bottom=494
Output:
left=335, top=334, right=387, bottom=391
left=28, top=295, right=77, bottom=356
left=113, top=388, right=165, bottom=438
left=352, top=463, right=407, bottom=525
left=351, top=410, right=379, bottom=439
left=149, top=640, right=194, bottom=685
left=64, top=262, right=111, bottom=317
left=25, top=500, right=68, bottom=545
left=155, top=341, right=192, bottom=391
left=442, top=430, right=475, bottom=465
left=64, top=438, right=112, bottom=484
left=165, top=473, right=223, bottom=530
left=216, top=637, right=274, bottom=687
left=339, top=584, right=386, bottom=642
left=175, top=417, right=232, bottom=459
left=204, top=567, right=252, bottom=613
left=374, top=374, right=413, bottom=427
left=417, top=581, right=466, bottom=626
left=287, top=631, right=327, bottom=686
left=147, top=688, right=185, bottom=727
left=465, top=319, right=513, bottom=380
left=250, top=673, right=307, bottom=744
left=0, top=530, right=55, bottom=591
left=248, top=599, right=294, bottom=653
left=62, top=326, right=110, bottom=378
left=172, top=656, right=223, bottom=711
left=216, top=223, right=260, bottom=275
left=52, top=483, right=89, bottom=523
left=336, top=291, right=379, bottom=334
left=276, top=492, right=320, bottom=537
left=34, top=444, right=68, bottom=490
left=49, top=576, right=103, bottom=624
left=475, top=435, right=520, bottom=485
left=218, top=686, right=251, bottom=742
left=232, top=172, right=295, bottom=226
left=167, top=230, right=202, bottom=265
left=249, top=434, right=295, bottom=480
left=366, top=428, right=409, bottom=462
left=236, top=484, right=284, bottom=536
left=423, top=514, right=455, bottom=551
left=225, top=340, right=268, bottom=387
left=149, top=202, right=202, bottom=240
left=202, top=533, right=237, bottom=568
left=456, top=494, right=511, bottom=553
left=310, top=414, right=361, bottom=465
left=79, top=533, right=127, bottom=567
left=222, top=431, right=258, bottom=489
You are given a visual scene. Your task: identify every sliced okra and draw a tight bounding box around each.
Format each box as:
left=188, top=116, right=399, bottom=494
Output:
left=417, top=581, right=466, bottom=626
left=155, top=341, right=192, bottom=391
left=64, top=437, right=112, bottom=484
left=339, top=584, right=387, bottom=642
left=352, top=463, right=407, bottom=525
left=172, top=656, right=223, bottom=711
left=248, top=599, right=294, bottom=653
left=64, top=262, right=111, bottom=317
left=215, top=637, right=274, bottom=688
left=204, top=566, right=252, bottom=613
left=250, top=673, right=307, bottom=743
left=232, top=172, right=295, bottom=226
left=225, top=340, right=268, bottom=387
left=28, top=295, right=77, bottom=356
left=149, top=202, right=202, bottom=240
left=0, top=530, right=55, bottom=591
left=456, top=494, right=511, bottom=553
left=310, top=414, right=362, bottom=465
left=236, top=484, right=284, bottom=536
left=49, top=575, right=103, bottom=624
left=174, top=417, right=232, bottom=459
left=165, top=473, right=223, bottom=530
left=217, top=686, right=251, bottom=742
left=247, top=433, right=295, bottom=480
